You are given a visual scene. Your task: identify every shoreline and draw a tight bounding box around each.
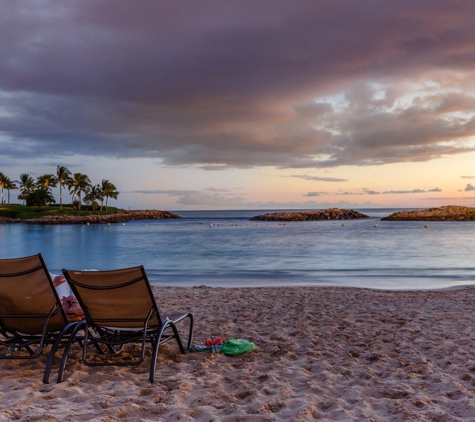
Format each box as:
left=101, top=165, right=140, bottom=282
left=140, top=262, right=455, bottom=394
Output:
left=2, top=205, right=475, bottom=224
left=0, top=209, right=181, bottom=225
left=146, top=281, right=475, bottom=292
left=2, top=285, right=475, bottom=420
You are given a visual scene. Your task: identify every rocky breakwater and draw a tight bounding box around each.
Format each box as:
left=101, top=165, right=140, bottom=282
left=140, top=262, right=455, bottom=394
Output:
left=251, top=208, right=369, bottom=221
left=381, top=205, right=475, bottom=221
left=11, top=210, right=181, bottom=225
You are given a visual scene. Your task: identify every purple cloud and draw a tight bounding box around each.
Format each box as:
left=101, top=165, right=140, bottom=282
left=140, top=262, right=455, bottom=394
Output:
left=1, top=1, right=475, bottom=169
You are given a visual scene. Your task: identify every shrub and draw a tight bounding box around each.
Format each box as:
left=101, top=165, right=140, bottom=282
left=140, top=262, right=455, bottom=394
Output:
left=25, top=187, right=56, bottom=208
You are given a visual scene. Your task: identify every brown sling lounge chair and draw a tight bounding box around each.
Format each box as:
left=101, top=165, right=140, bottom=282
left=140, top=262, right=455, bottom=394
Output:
left=62, top=266, right=193, bottom=383
left=0, top=254, right=85, bottom=383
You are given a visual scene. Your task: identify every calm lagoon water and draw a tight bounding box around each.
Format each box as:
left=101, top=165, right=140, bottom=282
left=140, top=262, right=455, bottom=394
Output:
left=1, top=208, right=475, bottom=290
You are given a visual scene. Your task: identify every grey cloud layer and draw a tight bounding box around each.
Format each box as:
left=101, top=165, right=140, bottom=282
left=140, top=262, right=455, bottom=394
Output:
left=305, top=187, right=443, bottom=197
left=290, top=175, right=347, bottom=182
left=2, top=1, right=475, bottom=167
left=367, top=188, right=443, bottom=195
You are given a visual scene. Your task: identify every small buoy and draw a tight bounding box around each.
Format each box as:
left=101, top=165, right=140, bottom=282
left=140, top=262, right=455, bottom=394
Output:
left=144, top=224, right=147, bottom=226
left=108, top=223, right=110, bottom=226
left=209, top=224, right=214, bottom=228
left=374, top=224, right=378, bottom=227
left=424, top=224, right=428, bottom=228
left=341, top=223, right=345, bottom=226
left=86, top=222, right=90, bottom=226
left=122, top=223, right=125, bottom=226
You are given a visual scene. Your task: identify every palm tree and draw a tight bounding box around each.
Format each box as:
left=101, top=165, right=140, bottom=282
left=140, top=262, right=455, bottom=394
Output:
left=37, top=174, right=58, bottom=193
left=35, top=175, right=57, bottom=207
left=69, top=173, right=91, bottom=210
left=16, top=173, right=35, bottom=205
left=0, top=172, right=5, bottom=204
left=56, top=166, right=71, bottom=211
left=99, top=179, right=119, bottom=212
left=97, top=184, right=105, bottom=211
left=4, top=177, right=17, bottom=204
left=84, top=184, right=101, bottom=210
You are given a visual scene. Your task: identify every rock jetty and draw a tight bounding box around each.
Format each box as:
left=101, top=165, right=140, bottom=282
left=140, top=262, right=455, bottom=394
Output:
left=251, top=208, right=369, bottom=221
left=0, top=210, right=181, bottom=225
left=381, top=205, right=475, bottom=221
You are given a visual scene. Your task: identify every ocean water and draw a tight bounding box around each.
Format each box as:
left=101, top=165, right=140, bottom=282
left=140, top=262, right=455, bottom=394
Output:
left=1, top=208, right=475, bottom=290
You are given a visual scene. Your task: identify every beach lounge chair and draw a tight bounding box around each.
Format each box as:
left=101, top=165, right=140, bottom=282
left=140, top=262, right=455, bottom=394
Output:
left=62, top=266, right=193, bottom=383
left=0, top=254, right=85, bottom=383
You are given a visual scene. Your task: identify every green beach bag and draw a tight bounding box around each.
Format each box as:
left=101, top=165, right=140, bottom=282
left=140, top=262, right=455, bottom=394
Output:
left=221, top=338, right=255, bottom=356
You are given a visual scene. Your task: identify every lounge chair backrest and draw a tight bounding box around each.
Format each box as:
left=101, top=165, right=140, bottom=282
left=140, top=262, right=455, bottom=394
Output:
left=0, top=254, right=66, bottom=334
left=63, top=266, right=161, bottom=329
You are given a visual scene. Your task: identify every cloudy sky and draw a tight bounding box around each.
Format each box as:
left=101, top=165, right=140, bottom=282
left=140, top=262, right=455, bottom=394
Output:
left=2, top=0, right=475, bottom=210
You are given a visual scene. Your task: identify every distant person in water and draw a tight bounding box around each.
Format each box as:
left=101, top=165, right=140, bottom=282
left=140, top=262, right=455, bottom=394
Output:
left=50, top=273, right=84, bottom=322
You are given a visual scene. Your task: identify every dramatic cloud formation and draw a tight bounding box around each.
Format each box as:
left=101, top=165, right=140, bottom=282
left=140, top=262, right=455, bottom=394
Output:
left=2, top=1, right=475, bottom=171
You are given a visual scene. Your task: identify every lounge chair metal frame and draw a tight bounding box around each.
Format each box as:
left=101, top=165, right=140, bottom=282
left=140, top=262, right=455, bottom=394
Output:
left=62, top=266, right=193, bottom=383
left=0, top=254, right=85, bottom=384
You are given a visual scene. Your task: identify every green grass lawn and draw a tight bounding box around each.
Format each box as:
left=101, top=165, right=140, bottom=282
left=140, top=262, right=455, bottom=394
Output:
left=0, top=204, right=125, bottom=219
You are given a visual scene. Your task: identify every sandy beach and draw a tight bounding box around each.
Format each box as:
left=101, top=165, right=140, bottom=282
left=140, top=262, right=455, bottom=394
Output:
left=1, top=285, right=475, bottom=421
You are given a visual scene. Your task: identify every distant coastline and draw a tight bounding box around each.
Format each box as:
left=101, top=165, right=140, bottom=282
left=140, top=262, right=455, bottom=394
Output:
left=0, top=209, right=181, bottom=225
left=2, top=205, right=474, bottom=224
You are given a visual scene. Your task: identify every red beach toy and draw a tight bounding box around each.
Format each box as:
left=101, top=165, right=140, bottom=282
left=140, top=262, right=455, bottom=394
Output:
left=204, top=337, right=226, bottom=347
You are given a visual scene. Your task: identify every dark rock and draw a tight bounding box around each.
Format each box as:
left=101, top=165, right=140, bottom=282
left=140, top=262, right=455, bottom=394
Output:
left=250, top=208, right=369, bottom=221
left=381, top=205, right=475, bottom=221
left=6, top=210, right=182, bottom=225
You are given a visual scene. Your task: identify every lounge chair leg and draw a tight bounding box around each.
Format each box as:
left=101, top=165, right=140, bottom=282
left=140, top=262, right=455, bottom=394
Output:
left=57, top=322, right=85, bottom=383
left=43, top=323, right=74, bottom=384
left=185, top=314, right=194, bottom=353
left=173, top=328, right=186, bottom=354
left=149, top=333, right=164, bottom=383
left=43, top=354, right=54, bottom=384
